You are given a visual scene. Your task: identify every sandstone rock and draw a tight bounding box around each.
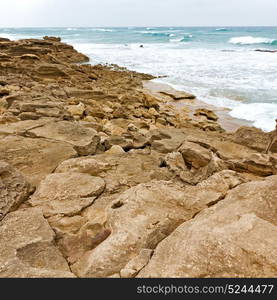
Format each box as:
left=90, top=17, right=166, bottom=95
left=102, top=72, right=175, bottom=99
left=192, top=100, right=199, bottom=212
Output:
left=0, top=52, right=10, bottom=62
left=43, top=36, right=61, bottom=42
left=150, top=128, right=186, bottom=153
left=55, top=151, right=172, bottom=195
left=228, top=153, right=277, bottom=176
left=138, top=176, right=277, bottom=278
left=20, top=54, right=40, bottom=60
left=194, top=108, right=218, bottom=121
left=0, top=37, right=10, bottom=42
left=104, top=135, right=134, bottom=151
left=36, top=64, right=67, bottom=78
left=18, top=101, right=69, bottom=120
left=160, top=90, right=196, bottom=100
left=120, top=249, right=153, bottom=278
left=71, top=181, right=188, bottom=277
left=0, top=88, right=10, bottom=97
left=55, top=156, right=110, bottom=175
left=0, top=135, right=77, bottom=186
left=105, top=145, right=125, bottom=155
left=178, top=141, right=212, bottom=169
left=28, top=121, right=100, bottom=156
left=0, top=208, right=75, bottom=277
left=66, top=103, right=85, bottom=118
left=232, top=126, right=274, bottom=152
left=0, top=161, right=32, bottom=221
left=71, top=170, right=244, bottom=277
left=30, top=173, right=105, bottom=217
left=64, top=87, right=105, bottom=99
left=148, top=107, right=159, bottom=117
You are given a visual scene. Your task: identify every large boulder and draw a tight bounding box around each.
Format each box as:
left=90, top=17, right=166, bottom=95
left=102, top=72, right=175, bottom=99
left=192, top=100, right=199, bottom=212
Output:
left=0, top=208, right=75, bottom=278
left=0, top=161, right=32, bottom=221
left=138, top=176, right=277, bottom=278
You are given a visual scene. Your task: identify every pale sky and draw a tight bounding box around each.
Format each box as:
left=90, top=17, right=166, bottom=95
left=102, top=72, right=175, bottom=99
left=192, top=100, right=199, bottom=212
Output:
left=0, top=0, right=276, bottom=27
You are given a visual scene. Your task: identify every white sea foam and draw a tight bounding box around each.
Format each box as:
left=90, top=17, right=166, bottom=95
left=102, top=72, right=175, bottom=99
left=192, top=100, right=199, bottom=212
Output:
left=229, top=36, right=277, bottom=45
left=94, top=29, right=114, bottom=32
left=230, top=103, right=277, bottom=131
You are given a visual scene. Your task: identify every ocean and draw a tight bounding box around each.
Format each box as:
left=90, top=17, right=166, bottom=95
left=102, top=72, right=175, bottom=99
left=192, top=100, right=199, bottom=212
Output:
left=1, top=26, right=277, bottom=131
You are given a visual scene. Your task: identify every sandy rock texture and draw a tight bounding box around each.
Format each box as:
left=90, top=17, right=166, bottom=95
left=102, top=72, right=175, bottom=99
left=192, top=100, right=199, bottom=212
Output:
left=0, top=36, right=276, bottom=278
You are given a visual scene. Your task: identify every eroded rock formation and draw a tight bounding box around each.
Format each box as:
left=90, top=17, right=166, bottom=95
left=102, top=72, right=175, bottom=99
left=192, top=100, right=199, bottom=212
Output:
left=0, top=36, right=276, bottom=278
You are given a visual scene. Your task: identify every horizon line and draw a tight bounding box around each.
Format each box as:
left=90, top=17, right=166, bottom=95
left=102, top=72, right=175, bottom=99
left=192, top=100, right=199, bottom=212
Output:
left=1, top=25, right=277, bottom=28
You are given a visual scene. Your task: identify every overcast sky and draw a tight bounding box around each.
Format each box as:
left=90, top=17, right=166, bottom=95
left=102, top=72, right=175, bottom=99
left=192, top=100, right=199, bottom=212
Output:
left=0, top=0, right=276, bottom=27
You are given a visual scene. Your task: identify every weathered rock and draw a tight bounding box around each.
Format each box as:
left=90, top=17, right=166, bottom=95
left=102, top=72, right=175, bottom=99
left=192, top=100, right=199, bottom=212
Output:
left=0, top=161, right=32, bottom=221
left=0, top=52, right=10, bottom=62
left=138, top=176, right=277, bottom=278
left=160, top=90, right=196, bottom=100
left=232, top=126, right=275, bottom=152
left=27, top=121, right=100, bottom=156
left=149, top=128, right=186, bottom=153
left=43, top=36, right=61, bottom=42
left=55, top=156, right=110, bottom=175
left=70, top=181, right=188, bottom=277
left=36, top=64, right=68, bottom=78
left=105, top=145, right=125, bottom=155
left=228, top=153, right=277, bottom=176
left=20, top=54, right=40, bottom=60
left=29, top=172, right=106, bottom=217
left=0, top=208, right=75, bottom=278
left=55, top=150, right=172, bottom=194
left=178, top=141, right=212, bottom=169
left=66, top=103, right=85, bottom=118
left=0, top=135, right=77, bottom=186
left=194, top=108, right=218, bottom=121
left=71, top=171, right=244, bottom=277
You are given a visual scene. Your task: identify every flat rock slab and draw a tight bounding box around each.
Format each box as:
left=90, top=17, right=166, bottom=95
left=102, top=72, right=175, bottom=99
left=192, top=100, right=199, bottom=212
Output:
left=0, top=161, right=32, bottom=221
left=0, top=208, right=75, bottom=278
left=28, top=121, right=100, bottom=156
left=30, top=172, right=106, bottom=217
left=0, top=135, right=77, bottom=186
left=55, top=151, right=172, bottom=194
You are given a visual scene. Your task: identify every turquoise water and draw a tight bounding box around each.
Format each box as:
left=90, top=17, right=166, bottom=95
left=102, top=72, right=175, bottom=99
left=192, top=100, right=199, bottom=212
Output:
left=1, top=27, right=277, bottom=131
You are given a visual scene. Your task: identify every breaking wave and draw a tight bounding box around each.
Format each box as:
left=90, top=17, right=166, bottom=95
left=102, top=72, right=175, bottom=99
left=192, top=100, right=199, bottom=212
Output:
left=229, top=36, right=277, bottom=45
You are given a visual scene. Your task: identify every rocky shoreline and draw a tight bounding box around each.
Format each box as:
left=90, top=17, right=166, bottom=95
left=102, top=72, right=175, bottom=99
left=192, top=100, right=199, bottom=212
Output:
left=0, top=36, right=276, bottom=278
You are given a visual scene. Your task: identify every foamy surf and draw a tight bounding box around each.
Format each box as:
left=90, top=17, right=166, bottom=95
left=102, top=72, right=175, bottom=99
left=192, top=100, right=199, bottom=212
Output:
left=229, top=36, right=277, bottom=45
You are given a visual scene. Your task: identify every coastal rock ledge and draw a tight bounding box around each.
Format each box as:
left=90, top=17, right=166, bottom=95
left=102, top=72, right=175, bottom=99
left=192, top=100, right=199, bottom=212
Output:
left=0, top=36, right=276, bottom=278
